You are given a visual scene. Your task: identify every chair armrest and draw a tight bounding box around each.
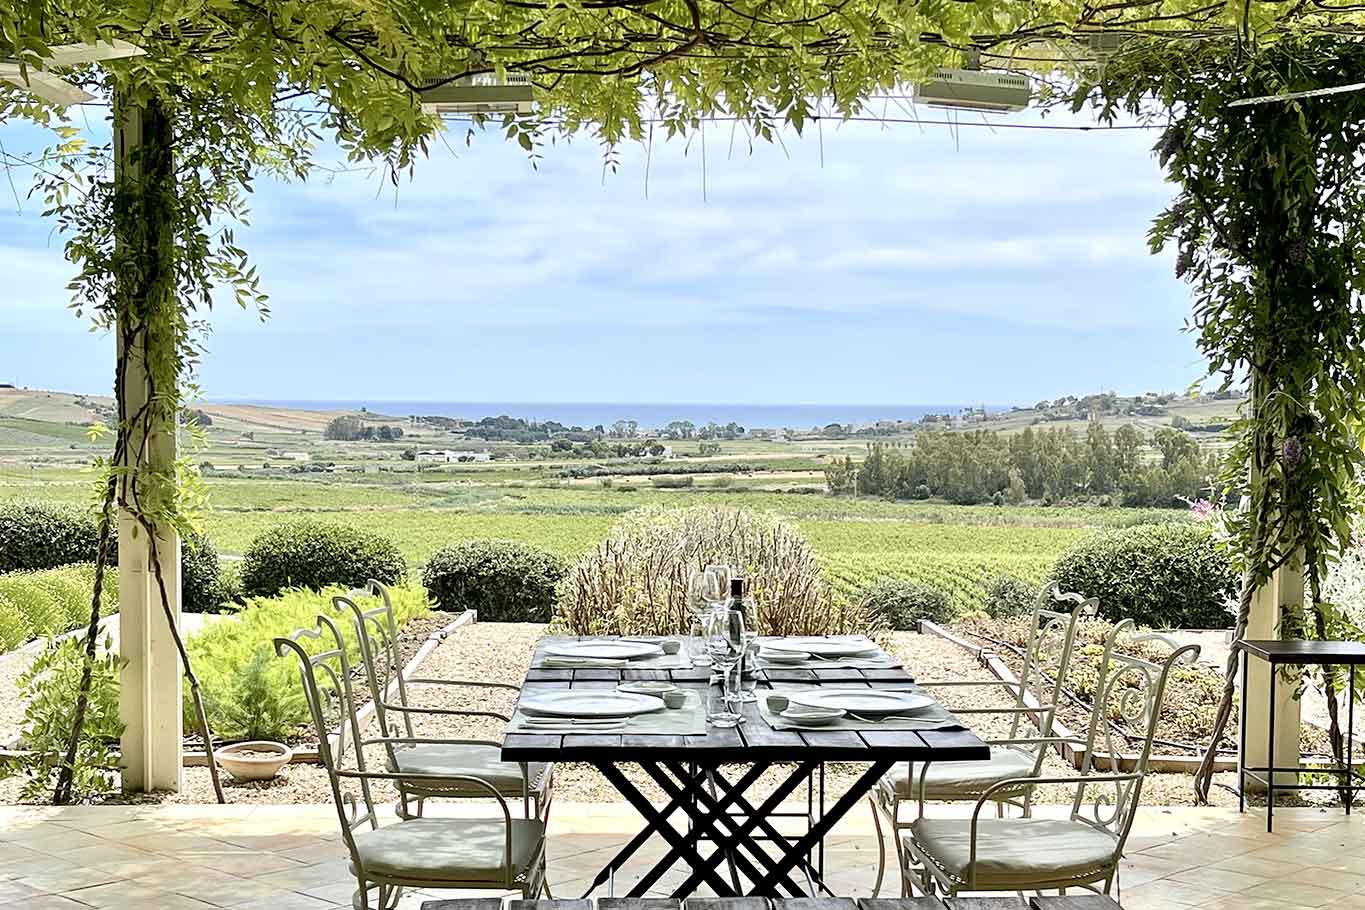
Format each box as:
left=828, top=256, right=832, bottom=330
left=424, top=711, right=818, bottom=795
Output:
left=334, top=768, right=515, bottom=873
left=406, top=677, right=522, bottom=694
left=963, top=773, right=1136, bottom=883
left=362, top=735, right=504, bottom=750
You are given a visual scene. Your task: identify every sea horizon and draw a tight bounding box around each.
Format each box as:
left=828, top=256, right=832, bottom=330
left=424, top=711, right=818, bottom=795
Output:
left=217, top=399, right=1007, bottom=430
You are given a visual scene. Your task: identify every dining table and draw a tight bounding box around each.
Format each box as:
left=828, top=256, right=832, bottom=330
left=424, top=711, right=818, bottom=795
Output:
left=500, top=635, right=990, bottom=898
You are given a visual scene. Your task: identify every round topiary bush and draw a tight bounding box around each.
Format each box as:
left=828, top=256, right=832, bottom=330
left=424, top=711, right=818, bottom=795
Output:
left=856, top=577, right=954, bottom=630
left=556, top=506, right=871, bottom=637
left=984, top=573, right=1038, bottom=619
left=239, top=520, right=406, bottom=598
left=422, top=540, right=564, bottom=622
left=182, top=530, right=225, bottom=613
left=1050, top=523, right=1236, bottom=629
left=0, top=503, right=101, bottom=573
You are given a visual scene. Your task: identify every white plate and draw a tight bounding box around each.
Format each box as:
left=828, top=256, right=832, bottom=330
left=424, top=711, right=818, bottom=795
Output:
left=543, top=641, right=664, bottom=661
left=617, top=681, right=677, bottom=697
left=787, top=689, right=934, bottom=715
left=761, top=637, right=879, bottom=658
left=519, top=691, right=666, bottom=719
left=757, top=648, right=811, bottom=664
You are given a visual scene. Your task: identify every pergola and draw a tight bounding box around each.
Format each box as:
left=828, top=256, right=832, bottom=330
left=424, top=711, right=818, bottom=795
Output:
left=3, top=0, right=1364, bottom=799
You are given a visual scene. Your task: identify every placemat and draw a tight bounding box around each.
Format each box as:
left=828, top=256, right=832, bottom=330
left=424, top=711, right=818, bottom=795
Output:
left=755, top=636, right=899, bottom=670
left=507, top=690, right=707, bottom=735
left=758, top=684, right=966, bottom=732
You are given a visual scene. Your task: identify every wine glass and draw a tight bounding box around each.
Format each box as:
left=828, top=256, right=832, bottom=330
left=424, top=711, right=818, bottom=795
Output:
left=686, top=571, right=714, bottom=666
left=705, top=564, right=733, bottom=604
left=705, top=608, right=745, bottom=728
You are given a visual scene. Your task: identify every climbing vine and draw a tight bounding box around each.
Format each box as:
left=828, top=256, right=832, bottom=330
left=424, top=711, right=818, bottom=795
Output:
left=1076, top=37, right=1365, bottom=802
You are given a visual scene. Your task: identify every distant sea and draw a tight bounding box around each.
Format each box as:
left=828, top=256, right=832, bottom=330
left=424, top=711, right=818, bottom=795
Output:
left=224, top=400, right=996, bottom=431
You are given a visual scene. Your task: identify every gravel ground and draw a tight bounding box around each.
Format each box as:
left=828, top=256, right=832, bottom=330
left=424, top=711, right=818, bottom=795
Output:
left=0, top=622, right=1243, bottom=807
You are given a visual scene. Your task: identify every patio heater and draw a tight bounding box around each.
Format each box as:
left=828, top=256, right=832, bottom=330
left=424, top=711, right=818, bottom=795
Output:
left=417, top=71, right=534, bottom=115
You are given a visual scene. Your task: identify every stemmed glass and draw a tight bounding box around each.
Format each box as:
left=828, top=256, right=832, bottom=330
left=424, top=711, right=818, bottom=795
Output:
left=705, top=607, right=745, bottom=728
left=687, top=564, right=732, bottom=667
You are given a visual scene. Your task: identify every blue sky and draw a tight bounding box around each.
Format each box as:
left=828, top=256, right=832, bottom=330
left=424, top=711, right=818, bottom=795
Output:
left=0, top=107, right=1203, bottom=406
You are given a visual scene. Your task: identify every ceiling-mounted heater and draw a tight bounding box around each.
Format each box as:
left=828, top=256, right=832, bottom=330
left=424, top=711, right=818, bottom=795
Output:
left=913, top=68, right=1032, bottom=113
left=418, top=71, right=534, bottom=115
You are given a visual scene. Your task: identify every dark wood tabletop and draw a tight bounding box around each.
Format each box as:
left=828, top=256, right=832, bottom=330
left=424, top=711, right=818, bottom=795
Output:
left=1236, top=638, right=1365, bottom=664
left=501, top=641, right=989, bottom=765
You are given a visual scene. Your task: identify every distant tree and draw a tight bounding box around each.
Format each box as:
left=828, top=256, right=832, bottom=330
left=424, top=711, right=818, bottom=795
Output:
left=550, top=439, right=573, bottom=452
left=664, top=420, right=695, bottom=440
left=400, top=448, right=417, bottom=461
left=324, top=415, right=364, bottom=441
left=187, top=408, right=213, bottom=428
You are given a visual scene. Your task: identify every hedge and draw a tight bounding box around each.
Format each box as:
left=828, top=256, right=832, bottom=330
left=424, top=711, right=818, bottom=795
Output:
left=0, top=502, right=224, bottom=612
left=422, top=540, right=564, bottom=622
left=239, top=520, right=406, bottom=598
left=0, top=564, right=119, bottom=653
left=1050, top=523, right=1237, bottom=629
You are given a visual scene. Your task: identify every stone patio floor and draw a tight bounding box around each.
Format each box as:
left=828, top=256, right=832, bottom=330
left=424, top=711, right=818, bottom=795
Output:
left=0, top=801, right=1361, bottom=910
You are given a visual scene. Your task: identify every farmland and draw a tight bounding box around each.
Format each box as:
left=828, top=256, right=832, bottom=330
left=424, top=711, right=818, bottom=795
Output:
left=0, top=387, right=1214, bottom=612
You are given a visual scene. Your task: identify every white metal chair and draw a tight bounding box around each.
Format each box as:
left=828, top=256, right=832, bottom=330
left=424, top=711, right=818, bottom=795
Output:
left=870, top=585, right=1093, bottom=895
left=902, top=619, right=1200, bottom=897
left=335, top=579, right=553, bottom=823
left=275, top=616, right=546, bottom=910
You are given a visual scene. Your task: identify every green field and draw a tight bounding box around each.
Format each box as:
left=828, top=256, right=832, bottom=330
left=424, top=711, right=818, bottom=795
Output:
left=1, top=466, right=1141, bottom=612
left=0, top=389, right=1208, bottom=613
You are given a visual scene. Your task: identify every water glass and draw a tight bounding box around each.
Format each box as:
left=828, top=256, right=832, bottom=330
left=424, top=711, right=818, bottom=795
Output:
left=687, top=609, right=712, bottom=667
left=706, top=661, right=743, bottom=728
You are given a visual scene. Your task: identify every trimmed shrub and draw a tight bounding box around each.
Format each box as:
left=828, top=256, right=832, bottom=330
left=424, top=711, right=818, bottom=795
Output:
left=1050, top=523, right=1236, bottom=629
left=186, top=584, right=431, bottom=742
left=239, top=520, right=406, bottom=598
left=857, top=578, right=953, bottom=630
left=985, top=573, right=1038, bottom=619
left=181, top=530, right=225, bottom=613
left=422, top=541, right=564, bottom=622
left=0, top=503, right=102, bottom=573
left=556, top=506, right=873, bottom=637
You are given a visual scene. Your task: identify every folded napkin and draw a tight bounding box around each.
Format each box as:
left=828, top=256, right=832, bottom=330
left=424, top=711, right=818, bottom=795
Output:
left=541, top=657, right=628, bottom=668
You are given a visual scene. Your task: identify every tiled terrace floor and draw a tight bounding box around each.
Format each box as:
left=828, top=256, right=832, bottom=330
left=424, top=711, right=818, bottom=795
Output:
left=0, top=801, right=1361, bottom=910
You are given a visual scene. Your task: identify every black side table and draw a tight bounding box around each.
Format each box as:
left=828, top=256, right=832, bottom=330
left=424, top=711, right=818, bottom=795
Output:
left=1236, top=639, right=1365, bottom=831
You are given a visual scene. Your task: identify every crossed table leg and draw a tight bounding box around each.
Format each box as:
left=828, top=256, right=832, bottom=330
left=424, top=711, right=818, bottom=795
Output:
left=580, top=759, right=895, bottom=898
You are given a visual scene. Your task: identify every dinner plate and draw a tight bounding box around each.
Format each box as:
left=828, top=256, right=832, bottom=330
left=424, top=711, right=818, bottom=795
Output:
left=543, top=641, right=664, bottom=661
left=787, top=689, right=935, bottom=715
left=519, top=691, right=666, bottom=718
left=757, top=648, right=811, bottom=664
left=761, top=637, right=879, bottom=658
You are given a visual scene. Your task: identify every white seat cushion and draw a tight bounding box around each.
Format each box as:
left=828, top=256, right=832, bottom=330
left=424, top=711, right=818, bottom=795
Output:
left=389, top=743, right=549, bottom=798
left=351, top=817, right=544, bottom=884
left=881, top=747, right=1038, bottom=800
left=907, top=817, right=1119, bottom=889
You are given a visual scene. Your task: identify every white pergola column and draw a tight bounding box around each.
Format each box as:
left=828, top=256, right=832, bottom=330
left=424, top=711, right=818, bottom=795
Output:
left=115, top=99, right=183, bottom=793
left=1239, top=559, right=1303, bottom=790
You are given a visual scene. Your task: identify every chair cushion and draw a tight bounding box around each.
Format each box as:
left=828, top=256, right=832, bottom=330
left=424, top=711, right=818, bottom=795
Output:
left=880, top=747, right=1038, bottom=800
left=351, top=817, right=544, bottom=884
left=389, top=743, right=549, bottom=798
left=906, top=817, right=1118, bottom=889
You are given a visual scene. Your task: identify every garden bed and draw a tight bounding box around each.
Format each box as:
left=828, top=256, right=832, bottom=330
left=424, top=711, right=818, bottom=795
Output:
left=0, top=625, right=1245, bottom=808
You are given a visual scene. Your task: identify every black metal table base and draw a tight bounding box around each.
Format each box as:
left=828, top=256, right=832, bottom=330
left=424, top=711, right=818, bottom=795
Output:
left=1238, top=652, right=1361, bottom=831
left=579, top=760, right=893, bottom=898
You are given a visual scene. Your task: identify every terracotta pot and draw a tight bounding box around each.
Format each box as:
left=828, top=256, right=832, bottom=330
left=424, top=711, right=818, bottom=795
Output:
left=213, top=740, right=292, bottom=781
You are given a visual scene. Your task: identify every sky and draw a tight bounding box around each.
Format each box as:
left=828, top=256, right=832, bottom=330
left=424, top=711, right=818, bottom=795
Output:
left=0, top=105, right=1205, bottom=407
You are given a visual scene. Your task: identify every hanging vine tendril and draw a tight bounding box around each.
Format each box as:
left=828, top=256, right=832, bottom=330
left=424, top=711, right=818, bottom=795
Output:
left=1074, top=36, right=1365, bottom=804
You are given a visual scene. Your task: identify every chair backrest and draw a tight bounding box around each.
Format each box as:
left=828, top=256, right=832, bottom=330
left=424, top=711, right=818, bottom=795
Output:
left=275, top=615, right=381, bottom=866
left=1010, top=585, right=1094, bottom=749
left=333, top=579, right=414, bottom=740
left=1069, top=619, right=1200, bottom=847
